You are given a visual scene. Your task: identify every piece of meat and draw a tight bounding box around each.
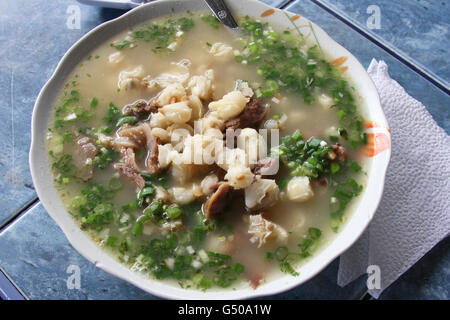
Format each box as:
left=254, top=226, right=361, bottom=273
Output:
left=334, top=143, right=347, bottom=161
left=203, top=182, right=234, bottom=220
left=113, top=136, right=140, bottom=150
left=116, top=123, right=161, bottom=174
left=113, top=146, right=146, bottom=189
left=247, top=213, right=288, bottom=248
left=224, top=98, right=269, bottom=130
left=244, top=178, right=279, bottom=211
left=123, top=99, right=160, bottom=117
left=116, top=125, right=147, bottom=149
left=253, top=157, right=279, bottom=176
left=329, top=143, right=347, bottom=161
left=113, top=163, right=145, bottom=189
left=121, top=147, right=140, bottom=172
left=76, top=136, right=98, bottom=160
left=209, top=181, right=226, bottom=192
left=73, top=136, right=98, bottom=181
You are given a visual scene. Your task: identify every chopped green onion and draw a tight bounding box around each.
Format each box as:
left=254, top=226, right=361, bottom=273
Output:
left=331, top=162, right=340, bottom=174
left=166, top=206, right=182, bottom=220
left=138, top=186, right=155, bottom=199
left=116, top=116, right=137, bottom=127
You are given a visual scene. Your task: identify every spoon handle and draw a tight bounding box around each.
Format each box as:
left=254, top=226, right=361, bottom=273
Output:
left=204, top=0, right=239, bottom=29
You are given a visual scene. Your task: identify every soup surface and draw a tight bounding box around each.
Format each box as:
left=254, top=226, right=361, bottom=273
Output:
left=47, top=12, right=370, bottom=290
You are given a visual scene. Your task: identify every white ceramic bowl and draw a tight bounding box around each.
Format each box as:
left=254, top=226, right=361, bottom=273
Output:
left=30, top=0, right=391, bottom=299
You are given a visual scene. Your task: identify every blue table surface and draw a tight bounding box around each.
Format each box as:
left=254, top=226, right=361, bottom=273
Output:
left=0, top=0, right=448, bottom=300
left=317, top=0, right=450, bottom=90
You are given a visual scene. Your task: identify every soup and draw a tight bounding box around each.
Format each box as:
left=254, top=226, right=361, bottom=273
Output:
left=46, top=12, right=369, bottom=290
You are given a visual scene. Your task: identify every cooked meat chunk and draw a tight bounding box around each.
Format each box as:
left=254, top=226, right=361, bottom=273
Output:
left=247, top=213, right=288, bottom=248
left=253, top=157, right=279, bottom=176
left=121, top=147, right=140, bottom=172
left=224, top=164, right=254, bottom=189
left=76, top=136, right=98, bottom=160
left=113, top=163, right=145, bottom=189
left=123, top=99, right=160, bottom=117
left=116, top=125, right=148, bottom=149
left=209, top=91, right=247, bottom=120
left=146, top=131, right=161, bottom=174
left=170, top=186, right=196, bottom=205
left=138, top=122, right=160, bottom=174
left=113, top=131, right=154, bottom=189
left=329, top=143, right=347, bottom=161
left=203, top=182, right=234, bottom=220
left=73, top=136, right=98, bottom=181
left=208, top=181, right=225, bottom=192
left=115, top=123, right=161, bottom=174
left=244, top=177, right=279, bottom=210
left=123, top=100, right=147, bottom=116
left=200, top=174, right=219, bottom=195
left=224, top=98, right=269, bottom=130
left=286, top=176, right=314, bottom=202
left=117, top=66, right=148, bottom=90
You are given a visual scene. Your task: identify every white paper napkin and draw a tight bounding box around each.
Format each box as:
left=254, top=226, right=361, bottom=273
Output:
left=337, top=59, right=450, bottom=298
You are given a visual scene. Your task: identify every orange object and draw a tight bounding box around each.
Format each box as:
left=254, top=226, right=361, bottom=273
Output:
left=364, top=121, right=391, bottom=157
left=331, top=56, right=348, bottom=66
left=365, top=121, right=391, bottom=133
left=291, top=14, right=300, bottom=21
left=261, top=9, right=275, bottom=17
left=365, top=133, right=390, bottom=157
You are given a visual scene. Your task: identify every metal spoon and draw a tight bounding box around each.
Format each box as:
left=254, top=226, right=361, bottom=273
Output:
left=203, top=0, right=239, bottom=30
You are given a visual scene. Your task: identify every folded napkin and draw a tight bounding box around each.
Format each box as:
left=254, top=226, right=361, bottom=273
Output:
left=337, top=59, right=450, bottom=298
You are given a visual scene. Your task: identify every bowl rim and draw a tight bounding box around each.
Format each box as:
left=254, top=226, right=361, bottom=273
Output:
left=30, top=0, right=391, bottom=299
